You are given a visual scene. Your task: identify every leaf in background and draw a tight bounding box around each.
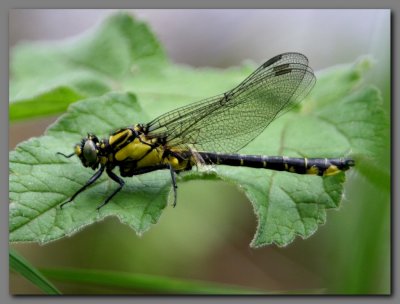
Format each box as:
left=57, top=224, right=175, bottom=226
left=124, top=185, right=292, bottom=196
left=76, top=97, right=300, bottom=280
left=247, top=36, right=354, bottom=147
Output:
left=9, top=12, right=387, bottom=247
left=10, top=12, right=167, bottom=121
left=10, top=86, right=84, bottom=121
left=310, top=57, right=389, bottom=189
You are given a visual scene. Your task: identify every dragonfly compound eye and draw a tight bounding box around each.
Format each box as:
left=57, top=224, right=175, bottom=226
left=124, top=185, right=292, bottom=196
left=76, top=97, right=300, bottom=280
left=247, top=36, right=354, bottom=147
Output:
left=82, top=139, right=98, bottom=167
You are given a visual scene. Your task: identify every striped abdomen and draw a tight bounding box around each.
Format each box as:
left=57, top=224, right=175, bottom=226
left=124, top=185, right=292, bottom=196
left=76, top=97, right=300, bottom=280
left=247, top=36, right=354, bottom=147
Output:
left=198, top=152, right=355, bottom=176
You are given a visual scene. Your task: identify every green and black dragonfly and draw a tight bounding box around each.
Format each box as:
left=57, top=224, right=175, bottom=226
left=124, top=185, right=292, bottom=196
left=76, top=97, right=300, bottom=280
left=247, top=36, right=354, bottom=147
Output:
left=58, top=52, right=355, bottom=210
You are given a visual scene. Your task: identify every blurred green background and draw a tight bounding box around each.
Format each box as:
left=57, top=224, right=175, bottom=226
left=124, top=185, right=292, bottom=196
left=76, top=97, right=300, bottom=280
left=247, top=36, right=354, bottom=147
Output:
left=9, top=9, right=390, bottom=294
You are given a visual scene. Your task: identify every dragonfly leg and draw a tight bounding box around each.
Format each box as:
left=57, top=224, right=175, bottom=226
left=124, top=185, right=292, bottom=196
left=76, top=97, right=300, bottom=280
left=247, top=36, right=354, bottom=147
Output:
left=168, top=164, right=178, bottom=207
left=60, top=165, right=105, bottom=209
left=96, top=169, right=125, bottom=210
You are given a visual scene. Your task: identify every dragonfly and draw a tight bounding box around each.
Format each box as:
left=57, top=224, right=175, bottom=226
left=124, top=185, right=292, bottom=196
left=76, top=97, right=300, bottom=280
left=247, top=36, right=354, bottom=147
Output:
left=57, top=52, right=354, bottom=210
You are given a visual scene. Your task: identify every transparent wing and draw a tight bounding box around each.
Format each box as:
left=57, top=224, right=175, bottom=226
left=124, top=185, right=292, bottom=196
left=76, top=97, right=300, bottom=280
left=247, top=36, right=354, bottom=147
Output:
left=144, top=52, right=316, bottom=153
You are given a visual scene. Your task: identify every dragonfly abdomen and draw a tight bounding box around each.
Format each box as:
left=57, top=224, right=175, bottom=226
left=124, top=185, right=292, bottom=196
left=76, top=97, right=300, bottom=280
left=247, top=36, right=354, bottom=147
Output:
left=198, top=152, right=355, bottom=176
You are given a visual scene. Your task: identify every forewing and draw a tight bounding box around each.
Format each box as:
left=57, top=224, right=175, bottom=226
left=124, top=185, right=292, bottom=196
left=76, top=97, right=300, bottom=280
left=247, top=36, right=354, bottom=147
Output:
left=145, top=52, right=316, bottom=153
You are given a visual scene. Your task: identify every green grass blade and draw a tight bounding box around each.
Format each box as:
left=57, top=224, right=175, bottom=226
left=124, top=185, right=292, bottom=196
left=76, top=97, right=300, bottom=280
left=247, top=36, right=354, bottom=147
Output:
left=40, top=268, right=265, bottom=294
left=9, top=249, right=61, bottom=295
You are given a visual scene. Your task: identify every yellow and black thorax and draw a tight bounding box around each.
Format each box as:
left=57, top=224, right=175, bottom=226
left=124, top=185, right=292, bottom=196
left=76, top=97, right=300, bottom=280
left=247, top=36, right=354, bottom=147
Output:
left=73, top=125, right=194, bottom=177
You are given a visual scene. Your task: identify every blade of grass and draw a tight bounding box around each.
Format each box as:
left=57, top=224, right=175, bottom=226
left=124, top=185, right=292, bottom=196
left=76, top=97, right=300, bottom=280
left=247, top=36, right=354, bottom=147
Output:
left=40, top=268, right=265, bottom=294
left=9, top=249, right=61, bottom=295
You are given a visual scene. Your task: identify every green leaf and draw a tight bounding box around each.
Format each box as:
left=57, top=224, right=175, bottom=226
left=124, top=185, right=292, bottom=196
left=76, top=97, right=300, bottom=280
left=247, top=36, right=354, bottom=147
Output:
left=9, top=13, right=387, bottom=247
left=10, top=12, right=166, bottom=122
left=10, top=248, right=61, bottom=295
left=39, top=268, right=265, bottom=294
left=10, top=86, right=85, bottom=121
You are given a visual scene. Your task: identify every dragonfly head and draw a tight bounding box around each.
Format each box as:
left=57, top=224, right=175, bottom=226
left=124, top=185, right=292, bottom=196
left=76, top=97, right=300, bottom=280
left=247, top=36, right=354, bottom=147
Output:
left=77, top=134, right=102, bottom=169
left=57, top=133, right=101, bottom=170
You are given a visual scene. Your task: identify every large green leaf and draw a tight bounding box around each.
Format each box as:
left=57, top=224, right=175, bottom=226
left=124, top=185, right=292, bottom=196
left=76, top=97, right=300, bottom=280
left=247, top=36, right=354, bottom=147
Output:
left=9, top=58, right=386, bottom=247
left=9, top=13, right=387, bottom=247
